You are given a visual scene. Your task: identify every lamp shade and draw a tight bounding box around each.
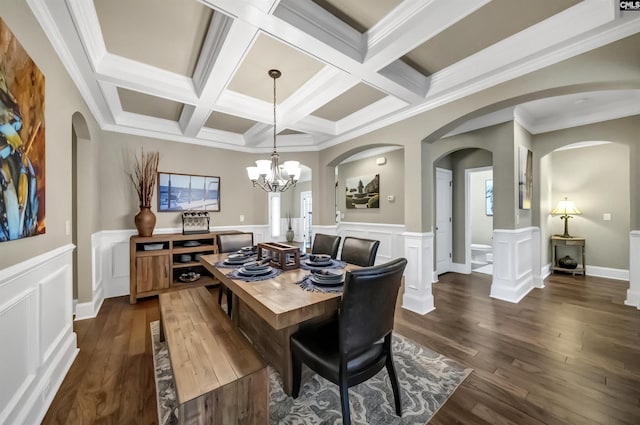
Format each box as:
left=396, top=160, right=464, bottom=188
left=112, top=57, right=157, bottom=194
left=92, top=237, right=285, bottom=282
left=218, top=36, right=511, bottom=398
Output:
left=246, top=166, right=260, bottom=181
left=255, top=160, right=271, bottom=176
left=551, top=197, right=581, bottom=216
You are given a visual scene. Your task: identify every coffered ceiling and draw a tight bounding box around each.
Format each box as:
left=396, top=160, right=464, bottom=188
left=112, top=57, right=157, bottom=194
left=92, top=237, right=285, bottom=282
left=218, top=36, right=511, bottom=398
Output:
left=27, top=0, right=640, bottom=152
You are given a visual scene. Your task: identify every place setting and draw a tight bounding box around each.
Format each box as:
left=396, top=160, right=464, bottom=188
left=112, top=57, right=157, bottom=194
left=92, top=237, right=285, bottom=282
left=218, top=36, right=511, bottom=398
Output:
left=300, top=254, right=346, bottom=271
left=299, top=269, right=345, bottom=293
left=227, top=258, right=281, bottom=281
left=215, top=247, right=258, bottom=268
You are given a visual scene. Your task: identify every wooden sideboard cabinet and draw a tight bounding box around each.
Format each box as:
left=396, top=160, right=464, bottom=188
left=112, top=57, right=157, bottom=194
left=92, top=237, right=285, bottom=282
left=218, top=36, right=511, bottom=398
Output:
left=129, top=231, right=239, bottom=304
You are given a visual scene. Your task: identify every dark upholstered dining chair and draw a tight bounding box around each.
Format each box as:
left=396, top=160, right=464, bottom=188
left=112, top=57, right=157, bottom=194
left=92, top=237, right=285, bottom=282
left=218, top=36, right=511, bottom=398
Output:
left=340, top=236, right=380, bottom=266
left=217, top=232, right=254, bottom=316
left=311, top=233, right=341, bottom=259
left=290, top=258, right=408, bottom=425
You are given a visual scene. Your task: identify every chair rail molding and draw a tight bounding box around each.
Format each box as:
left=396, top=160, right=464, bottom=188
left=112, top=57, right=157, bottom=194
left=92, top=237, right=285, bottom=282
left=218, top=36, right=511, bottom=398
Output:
left=336, top=222, right=405, bottom=265
left=0, top=244, right=78, bottom=425
left=401, top=231, right=435, bottom=315
left=625, top=230, right=640, bottom=309
left=490, top=227, right=541, bottom=303
left=90, top=225, right=271, bottom=305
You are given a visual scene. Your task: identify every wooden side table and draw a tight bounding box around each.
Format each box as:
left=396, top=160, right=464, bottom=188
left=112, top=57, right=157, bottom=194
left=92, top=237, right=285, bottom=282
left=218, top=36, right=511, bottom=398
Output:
left=551, top=236, right=586, bottom=276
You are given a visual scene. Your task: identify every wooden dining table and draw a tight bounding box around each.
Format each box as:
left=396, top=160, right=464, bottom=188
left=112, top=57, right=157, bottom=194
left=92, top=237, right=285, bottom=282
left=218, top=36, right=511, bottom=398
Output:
left=199, top=253, right=356, bottom=395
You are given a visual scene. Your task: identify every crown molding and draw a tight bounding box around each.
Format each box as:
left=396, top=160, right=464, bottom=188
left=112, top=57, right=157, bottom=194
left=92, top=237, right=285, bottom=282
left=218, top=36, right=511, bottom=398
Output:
left=274, top=0, right=364, bottom=62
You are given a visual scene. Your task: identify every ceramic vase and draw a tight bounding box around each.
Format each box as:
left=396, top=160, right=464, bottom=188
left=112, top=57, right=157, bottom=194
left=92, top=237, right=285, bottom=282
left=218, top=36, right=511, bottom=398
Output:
left=557, top=255, right=578, bottom=269
left=135, top=206, right=156, bottom=237
left=286, top=228, right=294, bottom=243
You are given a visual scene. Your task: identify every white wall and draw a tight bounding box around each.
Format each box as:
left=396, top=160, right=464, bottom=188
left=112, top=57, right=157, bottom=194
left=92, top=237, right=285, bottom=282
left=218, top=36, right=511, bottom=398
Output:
left=0, top=246, right=77, bottom=425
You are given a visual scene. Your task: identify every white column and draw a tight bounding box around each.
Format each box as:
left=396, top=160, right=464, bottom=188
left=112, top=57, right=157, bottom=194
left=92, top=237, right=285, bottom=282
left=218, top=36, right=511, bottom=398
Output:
left=401, top=232, right=435, bottom=314
left=490, top=227, right=540, bottom=303
left=531, top=227, right=544, bottom=289
left=625, top=231, right=640, bottom=309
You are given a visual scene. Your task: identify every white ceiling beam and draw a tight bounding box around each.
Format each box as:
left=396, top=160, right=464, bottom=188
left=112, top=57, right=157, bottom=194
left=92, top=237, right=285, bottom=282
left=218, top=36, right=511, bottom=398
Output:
left=182, top=15, right=260, bottom=136
left=201, top=0, right=425, bottom=103
left=271, top=0, right=424, bottom=104
left=365, top=0, right=490, bottom=72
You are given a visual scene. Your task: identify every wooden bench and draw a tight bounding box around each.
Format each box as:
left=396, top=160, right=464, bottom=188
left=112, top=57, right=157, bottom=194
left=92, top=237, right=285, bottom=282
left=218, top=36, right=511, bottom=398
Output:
left=159, top=286, right=268, bottom=424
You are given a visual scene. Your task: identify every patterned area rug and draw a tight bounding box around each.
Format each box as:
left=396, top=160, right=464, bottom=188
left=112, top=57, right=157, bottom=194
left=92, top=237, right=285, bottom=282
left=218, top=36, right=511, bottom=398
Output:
left=150, top=321, right=471, bottom=425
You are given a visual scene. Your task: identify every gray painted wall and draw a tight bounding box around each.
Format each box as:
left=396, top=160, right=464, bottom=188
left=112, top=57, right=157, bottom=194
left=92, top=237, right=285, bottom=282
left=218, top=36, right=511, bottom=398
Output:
left=336, top=148, right=404, bottom=224
left=281, top=180, right=311, bottom=218
left=450, top=149, right=493, bottom=263
left=0, top=2, right=101, bottom=296
left=550, top=143, right=630, bottom=270
left=98, top=131, right=320, bottom=229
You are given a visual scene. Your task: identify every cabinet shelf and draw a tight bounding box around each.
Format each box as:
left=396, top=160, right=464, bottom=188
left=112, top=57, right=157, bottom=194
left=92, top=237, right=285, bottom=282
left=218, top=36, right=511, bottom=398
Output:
left=173, top=261, right=203, bottom=269
left=173, top=244, right=215, bottom=254
left=130, top=231, right=241, bottom=303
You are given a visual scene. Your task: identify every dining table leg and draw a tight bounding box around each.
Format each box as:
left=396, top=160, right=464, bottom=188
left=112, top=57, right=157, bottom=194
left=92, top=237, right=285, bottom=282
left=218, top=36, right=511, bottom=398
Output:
left=233, top=298, right=298, bottom=394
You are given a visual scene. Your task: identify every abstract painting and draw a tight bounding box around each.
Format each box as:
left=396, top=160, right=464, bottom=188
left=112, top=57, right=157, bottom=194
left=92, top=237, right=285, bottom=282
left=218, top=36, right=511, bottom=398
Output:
left=0, top=18, right=46, bottom=242
left=345, top=174, right=379, bottom=209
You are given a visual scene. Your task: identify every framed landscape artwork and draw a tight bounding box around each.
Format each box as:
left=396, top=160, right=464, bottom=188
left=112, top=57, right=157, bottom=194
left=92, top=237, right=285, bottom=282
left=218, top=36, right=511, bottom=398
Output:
left=158, top=172, right=220, bottom=212
left=0, top=18, right=46, bottom=242
left=345, top=174, right=379, bottom=209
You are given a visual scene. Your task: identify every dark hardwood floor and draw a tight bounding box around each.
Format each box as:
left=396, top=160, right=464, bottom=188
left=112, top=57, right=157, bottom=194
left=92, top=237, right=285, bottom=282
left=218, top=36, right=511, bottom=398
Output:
left=42, top=272, right=640, bottom=424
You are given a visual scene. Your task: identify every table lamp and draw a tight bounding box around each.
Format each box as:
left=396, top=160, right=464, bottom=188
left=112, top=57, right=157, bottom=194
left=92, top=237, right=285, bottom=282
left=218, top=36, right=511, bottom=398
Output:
left=551, top=197, right=581, bottom=238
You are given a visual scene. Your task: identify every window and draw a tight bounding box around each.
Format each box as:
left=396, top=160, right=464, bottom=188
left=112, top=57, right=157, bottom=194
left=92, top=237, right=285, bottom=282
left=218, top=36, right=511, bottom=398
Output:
left=269, top=193, right=281, bottom=238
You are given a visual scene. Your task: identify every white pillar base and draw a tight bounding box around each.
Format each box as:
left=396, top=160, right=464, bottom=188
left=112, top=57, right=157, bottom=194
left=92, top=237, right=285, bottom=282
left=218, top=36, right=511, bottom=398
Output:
left=401, top=232, right=435, bottom=315
left=490, top=227, right=540, bottom=303
left=625, top=231, right=640, bottom=309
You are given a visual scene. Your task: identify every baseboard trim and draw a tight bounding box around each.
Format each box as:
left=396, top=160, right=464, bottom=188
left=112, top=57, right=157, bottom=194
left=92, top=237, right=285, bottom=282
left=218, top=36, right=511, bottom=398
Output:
left=74, top=286, right=105, bottom=321
left=585, top=265, right=629, bottom=281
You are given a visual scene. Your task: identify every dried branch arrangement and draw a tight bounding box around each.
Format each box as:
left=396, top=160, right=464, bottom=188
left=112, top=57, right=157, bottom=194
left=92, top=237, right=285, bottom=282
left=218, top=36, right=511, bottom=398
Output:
left=129, top=149, right=159, bottom=207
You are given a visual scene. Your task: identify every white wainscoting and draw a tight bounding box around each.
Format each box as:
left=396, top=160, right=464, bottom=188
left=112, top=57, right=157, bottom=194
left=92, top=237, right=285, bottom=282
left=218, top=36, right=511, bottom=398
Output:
left=490, top=227, right=541, bottom=303
left=89, top=223, right=446, bottom=318
left=334, top=222, right=406, bottom=265
left=625, top=230, right=640, bottom=309
left=84, top=225, right=271, bottom=319
left=401, top=232, right=435, bottom=315
left=0, top=245, right=78, bottom=425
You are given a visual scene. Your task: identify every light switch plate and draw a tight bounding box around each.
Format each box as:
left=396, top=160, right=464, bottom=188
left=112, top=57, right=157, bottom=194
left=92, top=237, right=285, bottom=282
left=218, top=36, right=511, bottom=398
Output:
left=603, top=213, right=611, bottom=221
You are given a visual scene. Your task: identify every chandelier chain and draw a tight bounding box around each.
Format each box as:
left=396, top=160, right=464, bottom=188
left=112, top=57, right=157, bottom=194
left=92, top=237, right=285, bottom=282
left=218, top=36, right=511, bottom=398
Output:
left=246, top=69, right=299, bottom=193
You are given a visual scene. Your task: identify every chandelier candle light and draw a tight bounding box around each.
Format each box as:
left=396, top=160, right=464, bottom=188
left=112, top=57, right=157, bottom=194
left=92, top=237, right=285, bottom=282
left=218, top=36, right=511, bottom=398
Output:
left=246, top=69, right=301, bottom=192
left=551, top=197, right=582, bottom=238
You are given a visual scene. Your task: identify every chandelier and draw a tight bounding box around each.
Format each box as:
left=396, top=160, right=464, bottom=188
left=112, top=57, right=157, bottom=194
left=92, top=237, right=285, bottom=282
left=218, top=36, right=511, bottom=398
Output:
left=246, top=69, right=301, bottom=192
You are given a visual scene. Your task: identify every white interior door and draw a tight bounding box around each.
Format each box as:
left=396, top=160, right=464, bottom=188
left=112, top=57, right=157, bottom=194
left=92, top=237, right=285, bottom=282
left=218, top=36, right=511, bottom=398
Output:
left=300, top=191, right=312, bottom=251
left=436, top=168, right=453, bottom=275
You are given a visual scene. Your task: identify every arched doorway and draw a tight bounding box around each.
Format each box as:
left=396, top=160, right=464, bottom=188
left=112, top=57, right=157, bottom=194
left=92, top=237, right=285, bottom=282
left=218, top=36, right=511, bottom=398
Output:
left=71, top=112, right=93, bottom=313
